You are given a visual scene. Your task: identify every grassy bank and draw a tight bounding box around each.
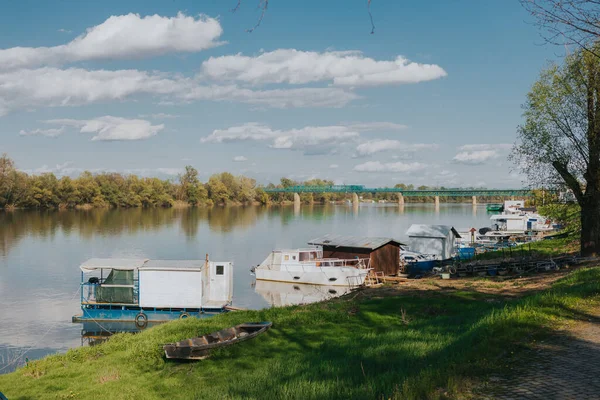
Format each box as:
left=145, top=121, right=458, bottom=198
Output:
left=1, top=268, right=599, bottom=400
left=473, top=236, right=579, bottom=261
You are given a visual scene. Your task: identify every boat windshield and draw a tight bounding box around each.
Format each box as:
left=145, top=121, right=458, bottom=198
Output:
left=299, top=251, right=320, bottom=261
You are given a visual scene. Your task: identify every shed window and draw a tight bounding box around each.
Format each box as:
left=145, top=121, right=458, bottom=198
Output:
left=216, top=265, right=224, bottom=275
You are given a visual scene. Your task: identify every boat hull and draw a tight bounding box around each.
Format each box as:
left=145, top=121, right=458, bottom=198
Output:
left=255, top=266, right=369, bottom=286
left=163, top=322, right=272, bottom=360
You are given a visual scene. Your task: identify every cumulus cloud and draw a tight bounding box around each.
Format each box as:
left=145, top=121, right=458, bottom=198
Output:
left=0, top=13, right=223, bottom=70
left=200, top=49, right=447, bottom=87
left=452, top=143, right=512, bottom=165
left=343, top=122, right=408, bottom=131
left=46, top=116, right=164, bottom=141
left=353, top=161, right=428, bottom=173
left=457, top=143, right=512, bottom=151
left=201, top=123, right=360, bottom=154
left=355, top=139, right=439, bottom=156
left=452, top=150, right=498, bottom=165
left=19, top=127, right=65, bottom=138
left=138, top=113, right=179, bottom=119
left=22, top=161, right=79, bottom=176
left=124, top=167, right=184, bottom=176
left=0, top=68, right=357, bottom=116
left=233, top=156, right=248, bottom=162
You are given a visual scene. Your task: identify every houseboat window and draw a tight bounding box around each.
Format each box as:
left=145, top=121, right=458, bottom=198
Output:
left=299, top=252, right=308, bottom=261
left=292, top=255, right=296, bottom=260
left=284, top=255, right=289, bottom=261
left=216, top=265, right=224, bottom=275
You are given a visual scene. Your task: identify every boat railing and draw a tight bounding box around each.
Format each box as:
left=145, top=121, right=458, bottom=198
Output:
left=302, top=258, right=371, bottom=268
left=81, top=279, right=139, bottom=305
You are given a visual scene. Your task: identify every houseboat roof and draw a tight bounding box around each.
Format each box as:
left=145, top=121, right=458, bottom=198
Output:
left=142, top=260, right=206, bottom=271
left=406, top=224, right=462, bottom=239
left=307, top=234, right=404, bottom=250
left=490, top=214, right=526, bottom=220
left=79, top=258, right=149, bottom=272
left=79, top=258, right=209, bottom=272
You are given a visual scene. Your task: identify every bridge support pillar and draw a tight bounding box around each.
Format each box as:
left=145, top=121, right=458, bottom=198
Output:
left=472, top=195, right=477, bottom=206
left=434, top=196, right=440, bottom=207
left=398, top=193, right=404, bottom=206
left=511, top=196, right=515, bottom=201
left=352, top=193, right=359, bottom=205
left=293, top=193, right=301, bottom=207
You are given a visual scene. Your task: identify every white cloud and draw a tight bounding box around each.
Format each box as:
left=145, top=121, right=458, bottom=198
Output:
left=0, top=13, right=223, bottom=70
left=124, top=167, right=184, bottom=176
left=343, top=122, right=408, bottom=131
left=57, top=28, right=72, bottom=34
left=329, top=164, right=339, bottom=169
left=355, top=139, right=439, bottom=156
left=138, top=113, right=179, bottom=119
left=233, top=156, right=248, bottom=162
left=22, top=161, right=79, bottom=176
left=353, top=161, right=428, bottom=173
left=0, top=68, right=356, bottom=116
left=19, top=127, right=65, bottom=138
left=457, top=143, right=512, bottom=151
left=201, top=123, right=360, bottom=154
left=46, top=116, right=164, bottom=141
left=452, top=143, right=512, bottom=165
left=200, top=49, right=447, bottom=87
left=452, top=150, right=498, bottom=165
left=181, top=85, right=358, bottom=109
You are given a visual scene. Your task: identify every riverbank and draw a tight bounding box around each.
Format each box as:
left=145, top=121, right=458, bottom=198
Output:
left=1, top=266, right=598, bottom=399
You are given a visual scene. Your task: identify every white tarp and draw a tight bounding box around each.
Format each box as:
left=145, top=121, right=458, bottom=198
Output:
left=79, top=258, right=148, bottom=273
left=139, top=269, right=203, bottom=308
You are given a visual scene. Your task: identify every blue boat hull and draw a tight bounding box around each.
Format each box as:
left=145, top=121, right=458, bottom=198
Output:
left=406, top=260, right=437, bottom=276
left=73, top=305, right=227, bottom=323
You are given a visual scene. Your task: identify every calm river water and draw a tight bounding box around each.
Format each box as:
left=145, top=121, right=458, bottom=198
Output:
left=0, top=203, right=492, bottom=373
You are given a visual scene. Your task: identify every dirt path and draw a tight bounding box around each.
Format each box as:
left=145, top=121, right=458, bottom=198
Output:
left=478, top=308, right=600, bottom=399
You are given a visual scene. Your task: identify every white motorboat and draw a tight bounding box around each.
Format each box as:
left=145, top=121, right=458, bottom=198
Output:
left=254, top=248, right=371, bottom=286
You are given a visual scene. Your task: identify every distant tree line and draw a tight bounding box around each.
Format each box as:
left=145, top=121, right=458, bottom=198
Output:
left=0, top=153, right=518, bottom=210
left=0, top=154, right=268, bottom=209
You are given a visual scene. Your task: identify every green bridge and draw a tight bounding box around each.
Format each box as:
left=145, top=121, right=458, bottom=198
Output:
left=263, top=185, right=532, bottom=197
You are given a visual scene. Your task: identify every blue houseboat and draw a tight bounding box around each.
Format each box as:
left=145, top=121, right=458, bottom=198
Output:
left=73, top=257, right=233, bottom=326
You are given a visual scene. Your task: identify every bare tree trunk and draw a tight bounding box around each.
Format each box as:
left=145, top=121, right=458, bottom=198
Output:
left=580, top=193, right=600, bottom=256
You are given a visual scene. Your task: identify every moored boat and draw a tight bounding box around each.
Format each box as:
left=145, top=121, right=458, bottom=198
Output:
left=254, top=248, right=371, bottom=286
left=486, top=203, right=504, bottom=212
left=163, top=322, right=272, bottom=360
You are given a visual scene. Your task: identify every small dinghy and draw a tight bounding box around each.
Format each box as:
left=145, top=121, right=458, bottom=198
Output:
left=163, top=321, right=272, bottom=360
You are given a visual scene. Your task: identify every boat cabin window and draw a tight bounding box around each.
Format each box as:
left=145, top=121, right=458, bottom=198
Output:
left=299, top=251, right=319, bottom=261
left=216, top=265, right=224, bottom=275
left=284, top=255, right=289, bottom=261
left=292, top=255, right=296, bottom=260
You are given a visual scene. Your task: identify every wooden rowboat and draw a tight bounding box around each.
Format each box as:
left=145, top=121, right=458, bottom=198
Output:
left=163, top=321, right=272, bottom=360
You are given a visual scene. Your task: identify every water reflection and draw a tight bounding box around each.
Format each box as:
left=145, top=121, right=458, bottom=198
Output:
left=254, top=280, right=353, bottom=307
left=80, top=321, right=165, bottom=347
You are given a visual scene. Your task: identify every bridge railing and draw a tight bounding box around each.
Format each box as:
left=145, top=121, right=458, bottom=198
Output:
left=262, top=185, right=534, bottom=197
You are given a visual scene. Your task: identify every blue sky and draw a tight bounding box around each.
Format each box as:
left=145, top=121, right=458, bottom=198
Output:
left=0, top=0, right=559, bottom=188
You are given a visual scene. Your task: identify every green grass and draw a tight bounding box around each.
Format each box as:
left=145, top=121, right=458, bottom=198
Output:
left=1, top=268, right=599, bottom=400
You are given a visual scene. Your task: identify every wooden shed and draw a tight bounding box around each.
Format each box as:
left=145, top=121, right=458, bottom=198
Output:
left=307, top=234, right=404, bottom=276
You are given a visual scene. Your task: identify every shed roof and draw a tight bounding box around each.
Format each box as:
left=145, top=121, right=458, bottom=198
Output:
left=405, top=224, right=462, bottom=239
left=79, top=258, right=149, bottom=273
left=141, top=260, right=206, bottom=271
left=307, top=234, right=404, bottom=250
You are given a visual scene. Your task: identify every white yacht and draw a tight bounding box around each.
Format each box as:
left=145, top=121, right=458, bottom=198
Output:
left=254, top=248, right=371, bottom=286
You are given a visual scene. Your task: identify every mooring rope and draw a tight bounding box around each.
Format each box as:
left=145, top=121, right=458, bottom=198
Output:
left=0, top=285, right=82, bottom=374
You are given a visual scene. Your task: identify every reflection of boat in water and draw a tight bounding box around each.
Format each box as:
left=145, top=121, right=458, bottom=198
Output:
left=80, top=321, right=166, bottom=346
left=254, top=280, right=353, bottom=307
left=254, top=248, right=370, bottom=286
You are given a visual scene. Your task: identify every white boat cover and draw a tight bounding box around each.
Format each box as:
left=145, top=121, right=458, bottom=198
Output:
left=79, top=258, right=148, bottom=273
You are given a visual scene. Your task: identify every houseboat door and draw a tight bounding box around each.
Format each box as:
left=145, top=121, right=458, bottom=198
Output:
left=207, top=262, right=233, bottom=303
